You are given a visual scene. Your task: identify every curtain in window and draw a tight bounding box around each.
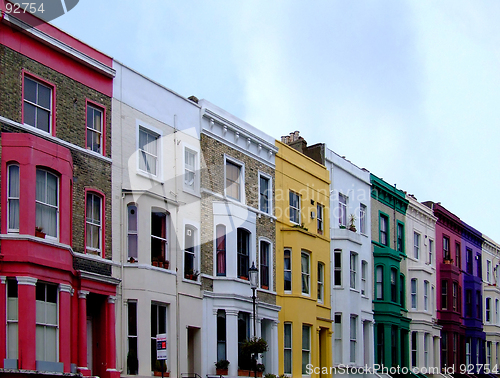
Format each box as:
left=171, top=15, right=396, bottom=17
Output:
left=128, top=205, right=138, bottom=259
left=216, top=225, right=226, bottom=276
left=36, top=170, right=58, bottom=237
left=8, top=165, right=20, bottom=230
left=301, top=253, right=309, bottom=294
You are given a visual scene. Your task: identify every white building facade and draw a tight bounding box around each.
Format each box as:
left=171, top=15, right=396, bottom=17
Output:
left=112, top=61, right=203, bottom=377
left=405, top=196, right=441, bottom=371
left=325, top=148, right=375, bottom=369
left=198, top=100, right=280, bottom=377
left=482, top=236, right=500, bottom=368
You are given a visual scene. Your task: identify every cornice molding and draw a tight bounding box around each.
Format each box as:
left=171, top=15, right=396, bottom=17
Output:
left=3, top=13, right=115, bottom=78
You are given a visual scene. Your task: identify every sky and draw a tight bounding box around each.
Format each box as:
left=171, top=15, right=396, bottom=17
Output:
left=52, top=0, right=500, bottom=242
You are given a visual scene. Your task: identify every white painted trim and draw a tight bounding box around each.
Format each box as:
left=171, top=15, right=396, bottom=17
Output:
left=257, top=171, right=273, bottom=216
left=182, top=219, right=201, bottom=281
left=224, top=154, right=246, bottom=204
left=3, top=14, right=115, bottom=78
left=258, top=236, right=274, bottom=292
left=202, top=128, right=275, bottom=169
left=136, top=119, right=164, bottom=181
left=182, top=142, right=200, bottom=195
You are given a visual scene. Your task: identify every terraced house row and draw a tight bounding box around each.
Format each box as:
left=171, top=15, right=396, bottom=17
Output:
left=2, top=6, right=500, bottom=378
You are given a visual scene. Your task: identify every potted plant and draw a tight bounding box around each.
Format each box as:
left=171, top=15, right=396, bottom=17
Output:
left=164, top=260, right=170, bottom=269
left=256, top=363, right=265, bottom=377
left=242, top=337, right=268, bottom=378
left=348, top=214, right=357, bottom=232
left=35, top=226, right=45, bottom=238
left=153, top=360, right=168, bottom=377
left=215, top=359, right=230, bottom=375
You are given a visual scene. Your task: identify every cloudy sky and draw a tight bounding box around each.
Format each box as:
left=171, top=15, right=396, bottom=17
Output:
left=52, top=0, right=500, bottom=241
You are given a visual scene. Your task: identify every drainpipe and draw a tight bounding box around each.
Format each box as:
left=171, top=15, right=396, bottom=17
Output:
left=173, top=115, right=181, bottom=377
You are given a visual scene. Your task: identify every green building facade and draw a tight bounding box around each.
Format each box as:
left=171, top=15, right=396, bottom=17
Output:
left=371, top=174, right=410, bottom=368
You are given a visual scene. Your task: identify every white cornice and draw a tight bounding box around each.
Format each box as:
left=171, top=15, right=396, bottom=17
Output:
left=3, top=13, right=115, bottom=78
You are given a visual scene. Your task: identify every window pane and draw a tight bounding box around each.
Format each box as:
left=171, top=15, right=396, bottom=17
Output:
left=36, top=108, right=50, bottom=133
left=24, top=77, right=37, bottom=103
left=37, top=84, right=51, bottom=109
left=24, top=102, right=36, bottom=127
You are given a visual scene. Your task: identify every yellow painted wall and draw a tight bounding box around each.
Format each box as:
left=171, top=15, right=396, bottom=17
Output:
left=275, top=141, right=332, bottom=377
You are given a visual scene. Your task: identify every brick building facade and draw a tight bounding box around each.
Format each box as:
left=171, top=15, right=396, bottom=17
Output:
left=0, top=6, right=118, bottom=377
left=198, top=99, right=280, bottom=377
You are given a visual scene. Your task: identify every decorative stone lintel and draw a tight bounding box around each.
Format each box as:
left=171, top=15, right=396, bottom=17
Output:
left=59, top=284, right=72, bottom=293
left=16, top=276, right=37, bottom=286
left=78, top=290, right=90, bottom=299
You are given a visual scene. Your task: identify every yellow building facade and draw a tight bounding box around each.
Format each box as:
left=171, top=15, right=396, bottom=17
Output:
left=275, top=141, right=332, bottom=377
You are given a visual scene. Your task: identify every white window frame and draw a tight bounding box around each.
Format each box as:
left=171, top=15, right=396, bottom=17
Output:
left=6, top=279, right=18, bottom=359
left=284, top=248, right=292, bottom=293
left=23, top=76, right=53, bottom=133
left=334, top=249, right=342, bottom=287
left=302, top=324, right=311, bottom=375
left=350, top=315, right=357, bottom=363
left=359, top=204, right=367, bottom=234
left=137, top=121, right=162, bottom=178
left=350, top=252, right=357, bottom=290
left=361, top=260, right=367, bottom=296
left=496, top=299, right=499, bottom=324
left=258, top=172, right=272, bottom=215
left=86, top=104, right=103, bottom=154
left=259, top=238, right=273, bottom=291
left=284, top=322, right=292, bottom=375
left=183, top=147, right=198, bottom=193
left=424, top=280, right=429, bottom=311
left=127, top=300, right=138, bottom=375
left=183, top=222, right=200, bottom=281
left=289, top=190, right=301, bottom=225
left=224, top=155, right=245, bottom=202
left=376, top=266, right=383, bottom=300
left=127, top=203, right=138, bottom=262
left=35, top=169, right=59, bottom=240
left=428, top=239, right=434, bottom=265
left=317, top=262, right=324, bottom=304
left=334, top=313, right=342, bottom=364
left=317, top=203, right=324, bottom=234
left=35, top=282, right=58, bottom=362
left=7, top=164, right=20, bottom=233
left=151, top=209, right=169, bottom=265
left=411, top=278, right=418, bottom=310
left=424, top=333, right=429, bottom=367
left=487, top=341, right=492, bottom=366
left=339, top=193, right=347, bottom=227
left=151, top=302, right=167, bottom=371
left=414, top=232, right=420, bottom=259
left=411, top=331, right=418, bottom=367
left=301, top=251, right=310, bottom=296
left=486, top=297, right=491, bottom=323
left=86, top=192, right=102, bottom=255
left=487, top=260, right=492, bottom=283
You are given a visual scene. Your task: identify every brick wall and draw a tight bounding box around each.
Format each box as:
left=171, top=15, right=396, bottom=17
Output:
left=200, top=134, right=276, bottom=305
left=0, top=45, right=113, bottom=273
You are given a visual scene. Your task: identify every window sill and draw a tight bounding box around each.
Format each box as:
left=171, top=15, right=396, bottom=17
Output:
left=182, top=278, right=201, bottom=286
left=350, top=288, right=360, bottom=293
left=136, top=169, right=162, bottom=183
left=333, top=286, right=344, bottom=290
left=257, top=287, right=277, bottom=295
